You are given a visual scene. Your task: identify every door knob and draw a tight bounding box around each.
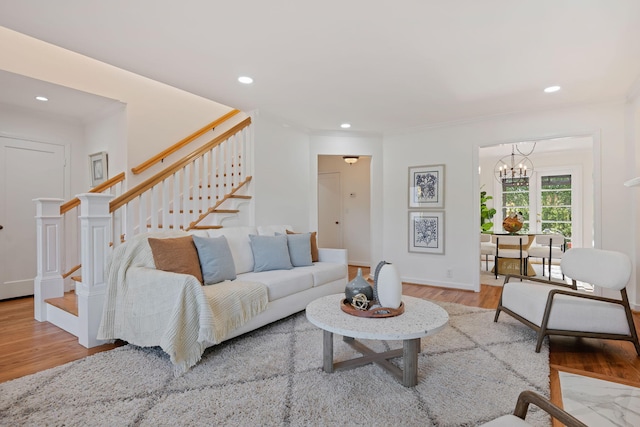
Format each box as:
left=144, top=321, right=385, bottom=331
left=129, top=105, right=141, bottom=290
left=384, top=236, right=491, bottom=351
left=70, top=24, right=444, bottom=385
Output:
left=0, top=225, right=3, bottom=230
left=335, top=221, right=339, bottom=224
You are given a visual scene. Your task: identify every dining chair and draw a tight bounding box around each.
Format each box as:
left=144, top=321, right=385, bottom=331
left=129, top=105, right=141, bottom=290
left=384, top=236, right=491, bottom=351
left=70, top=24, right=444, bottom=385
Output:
left=480, top=233, right=496, bottom=271
left=528, top=233, right=565, bottom=280
left=492, top=234, right=529, bottom=279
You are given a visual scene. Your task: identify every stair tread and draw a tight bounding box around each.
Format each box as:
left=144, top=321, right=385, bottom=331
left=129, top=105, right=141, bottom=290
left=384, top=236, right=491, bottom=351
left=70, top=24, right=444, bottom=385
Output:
left=45, top=291, right=78, bottom=317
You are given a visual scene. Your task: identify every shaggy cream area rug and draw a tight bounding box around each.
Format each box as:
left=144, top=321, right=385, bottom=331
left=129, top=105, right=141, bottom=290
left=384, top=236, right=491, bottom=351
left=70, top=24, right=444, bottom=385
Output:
left=0, top=301, right=550, bottom=426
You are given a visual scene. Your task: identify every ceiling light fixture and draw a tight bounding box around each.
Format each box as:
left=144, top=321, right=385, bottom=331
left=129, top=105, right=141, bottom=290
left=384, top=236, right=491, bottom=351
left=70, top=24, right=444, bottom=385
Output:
left=35, top=96, right=48, bottom=101
left=544, top=85, right=561, bottom=93
left=494, top=143, right=536, bottom=187
left=238, top=76, right=253, bottom=84
left=340, top=123, right=351, bottom=129
left=343, top=156, right=359, bottom=165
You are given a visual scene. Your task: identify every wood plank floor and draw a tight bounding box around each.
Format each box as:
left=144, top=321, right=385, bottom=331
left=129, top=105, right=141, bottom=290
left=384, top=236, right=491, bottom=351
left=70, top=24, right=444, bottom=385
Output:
left=2, top=266, right=640, bottom=416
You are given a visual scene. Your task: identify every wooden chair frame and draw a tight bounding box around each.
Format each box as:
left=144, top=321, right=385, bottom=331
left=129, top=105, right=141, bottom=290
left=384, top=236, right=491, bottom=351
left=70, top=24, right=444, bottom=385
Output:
left=494, top=275, right=640, bottom=355
left=511, top=390, right=587, bottom=427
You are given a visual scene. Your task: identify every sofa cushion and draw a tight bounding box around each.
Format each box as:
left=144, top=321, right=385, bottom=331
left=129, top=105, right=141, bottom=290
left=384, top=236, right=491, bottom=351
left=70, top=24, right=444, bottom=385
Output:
left=249, top=234, right=293, bottom=272
left=237, top=269, right=314, bottom=301
left=287, top=230, right=319, bottom=262
left=277, top=232, right=312, bottom=267
left=148, top=236, right=203, bottom=283
left=192, top=235, right=237, bottom=285
left=207, top=226, right=257, bottom=274
left=296, top=262, right=348, bottom=287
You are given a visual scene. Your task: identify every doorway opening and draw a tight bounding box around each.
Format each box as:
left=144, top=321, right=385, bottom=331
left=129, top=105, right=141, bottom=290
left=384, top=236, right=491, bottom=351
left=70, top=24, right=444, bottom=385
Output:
left=478, top=136, right=594, bottom=285
left=317, top=155, right=371, bottom=267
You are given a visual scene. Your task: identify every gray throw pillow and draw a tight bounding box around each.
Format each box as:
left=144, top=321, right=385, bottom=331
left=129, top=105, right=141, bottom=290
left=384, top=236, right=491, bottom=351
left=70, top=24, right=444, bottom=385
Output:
left=249, top=234, right=293, bottom=272
left=276, top=232, right=312, bottom=267
left=192, top=235, right=237, bottom=285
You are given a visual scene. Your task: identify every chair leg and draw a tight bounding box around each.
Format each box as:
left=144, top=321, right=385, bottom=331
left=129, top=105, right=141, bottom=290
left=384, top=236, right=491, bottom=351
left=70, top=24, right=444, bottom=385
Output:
left=535, top=332, right=545, bottom=353
left=495, top=256, right=498, bottom=279
left=542, top=259, right=546, bottom=277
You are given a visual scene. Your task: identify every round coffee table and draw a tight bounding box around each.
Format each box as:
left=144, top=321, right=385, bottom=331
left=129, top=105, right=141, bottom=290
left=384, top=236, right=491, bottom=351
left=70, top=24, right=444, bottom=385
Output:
left=305, top=293, right=449, bottom=387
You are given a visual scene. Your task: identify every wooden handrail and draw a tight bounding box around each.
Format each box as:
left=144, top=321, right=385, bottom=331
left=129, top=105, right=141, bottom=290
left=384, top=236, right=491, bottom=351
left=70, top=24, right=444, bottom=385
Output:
left=61, top=264, right=81, bottom=279
left=60, top=172, right=126, bottom=214
left=130, top=109, right=241, bottom=175
left=110, top=117, right=251, bottom=213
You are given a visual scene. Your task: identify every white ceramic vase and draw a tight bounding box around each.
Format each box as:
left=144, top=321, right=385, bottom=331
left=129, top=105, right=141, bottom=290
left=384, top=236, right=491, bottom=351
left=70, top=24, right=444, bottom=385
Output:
left=375, top=262, right=402, bottom=309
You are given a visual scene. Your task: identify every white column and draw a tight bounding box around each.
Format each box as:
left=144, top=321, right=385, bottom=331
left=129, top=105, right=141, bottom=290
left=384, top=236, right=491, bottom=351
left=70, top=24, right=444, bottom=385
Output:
left=77, top=193, right=114, bottom=348
left=33, top=198, right=64, bottom=321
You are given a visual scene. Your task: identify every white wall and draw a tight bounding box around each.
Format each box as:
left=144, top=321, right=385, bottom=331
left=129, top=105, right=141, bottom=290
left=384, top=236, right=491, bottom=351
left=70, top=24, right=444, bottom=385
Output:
left=627, top=88, right=640, bottom=307
left=84, top=104, right=127, bottom=188
left=383, top=101, right=632, bottom=299
left=318, top=155, right=371, bottom=266
left=252, top=114, right=311, bottom=231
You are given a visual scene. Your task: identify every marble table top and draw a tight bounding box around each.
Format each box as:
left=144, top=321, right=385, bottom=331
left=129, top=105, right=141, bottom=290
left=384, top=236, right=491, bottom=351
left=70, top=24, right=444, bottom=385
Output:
left=305, top=293, right=449, bottom=340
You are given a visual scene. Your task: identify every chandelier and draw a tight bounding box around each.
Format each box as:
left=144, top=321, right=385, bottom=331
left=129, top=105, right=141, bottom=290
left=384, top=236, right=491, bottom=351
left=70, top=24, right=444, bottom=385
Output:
left=494, top=143, right=535, bottom=186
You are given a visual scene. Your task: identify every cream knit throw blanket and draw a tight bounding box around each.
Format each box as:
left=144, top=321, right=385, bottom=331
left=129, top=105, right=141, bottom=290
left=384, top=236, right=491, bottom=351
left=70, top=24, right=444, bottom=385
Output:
left=97, top=231, right=268, bottom=374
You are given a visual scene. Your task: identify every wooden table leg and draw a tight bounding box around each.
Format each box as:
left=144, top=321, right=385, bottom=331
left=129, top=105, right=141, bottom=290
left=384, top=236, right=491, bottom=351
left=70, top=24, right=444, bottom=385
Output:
left=403, top=338, right=420, bottom=387
left=323, top=329, right=334, bottom=373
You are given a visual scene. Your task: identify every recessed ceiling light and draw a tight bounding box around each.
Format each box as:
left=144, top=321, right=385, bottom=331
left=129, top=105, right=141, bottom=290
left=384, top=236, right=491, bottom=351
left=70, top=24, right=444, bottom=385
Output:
left=35, top=96, right=48, bottom=101
left=238, top=76, right=253, bottom=84
left=544, top=86, right=561, bottom=93
left=340, top=123, right=351, bottom=129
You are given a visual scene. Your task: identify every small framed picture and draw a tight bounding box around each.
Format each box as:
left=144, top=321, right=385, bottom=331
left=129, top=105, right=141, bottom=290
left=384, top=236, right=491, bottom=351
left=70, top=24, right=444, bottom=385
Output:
left=89, top=151, right=108, bottom=187
left=409, top=164, right=444, bottom=209
left=409, top=211, right=444, bottom=254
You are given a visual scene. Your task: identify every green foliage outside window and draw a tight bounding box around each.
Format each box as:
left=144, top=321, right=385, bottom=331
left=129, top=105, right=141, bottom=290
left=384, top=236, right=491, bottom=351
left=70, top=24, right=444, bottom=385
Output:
left=480, top=190, right=497, bottom=232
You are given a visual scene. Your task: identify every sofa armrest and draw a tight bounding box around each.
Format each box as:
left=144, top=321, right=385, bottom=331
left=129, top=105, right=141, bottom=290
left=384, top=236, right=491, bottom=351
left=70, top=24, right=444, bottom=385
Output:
left=317, top=248, right=347, bottom=264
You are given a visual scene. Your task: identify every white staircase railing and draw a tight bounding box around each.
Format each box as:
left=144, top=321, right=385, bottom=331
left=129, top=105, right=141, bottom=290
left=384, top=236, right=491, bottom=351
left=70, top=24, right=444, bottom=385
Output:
left=34, top=116, right=253, bottom=347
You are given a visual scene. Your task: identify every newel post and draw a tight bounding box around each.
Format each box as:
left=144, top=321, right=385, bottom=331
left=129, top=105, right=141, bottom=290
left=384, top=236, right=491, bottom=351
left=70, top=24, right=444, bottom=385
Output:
left=77, top=193, right=114, bottom=348
left=33, top=198, right=64, bottom=322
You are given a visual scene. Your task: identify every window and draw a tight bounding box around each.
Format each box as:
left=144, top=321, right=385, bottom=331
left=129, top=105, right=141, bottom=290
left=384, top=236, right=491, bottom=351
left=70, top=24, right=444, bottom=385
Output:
left=539, top=174, right=572, bottom=247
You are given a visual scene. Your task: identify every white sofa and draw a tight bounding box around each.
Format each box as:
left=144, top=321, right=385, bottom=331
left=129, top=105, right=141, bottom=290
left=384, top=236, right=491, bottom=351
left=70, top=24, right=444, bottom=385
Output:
left=98, top=225, right=348, bottom=373
left=205, top=224, right=348, bottom=339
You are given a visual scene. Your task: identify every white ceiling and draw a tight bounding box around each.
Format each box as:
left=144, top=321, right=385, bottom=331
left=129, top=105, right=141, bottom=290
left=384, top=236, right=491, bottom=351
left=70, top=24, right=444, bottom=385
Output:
left=0, top=70, right=121, bottom=121
left=0, top=1, right=639, bottom=133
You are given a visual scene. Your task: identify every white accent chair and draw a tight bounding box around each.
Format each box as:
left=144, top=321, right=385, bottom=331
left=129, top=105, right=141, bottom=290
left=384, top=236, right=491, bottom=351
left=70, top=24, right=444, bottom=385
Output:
left=492, top=234, right=529, bottom=279
left=527, top=233, right=565, bottom=280
left=480, top=233, right=496, bottom=271
left=494, top=248, right=640, bottom=355
left=480, top=390, right=586, bottom=427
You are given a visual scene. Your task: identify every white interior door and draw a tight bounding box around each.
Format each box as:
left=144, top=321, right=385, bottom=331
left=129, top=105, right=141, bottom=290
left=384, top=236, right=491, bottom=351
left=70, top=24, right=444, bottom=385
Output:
left=318, top=172, right=343, bottom=248
left=0, top=137, right=65, bottom=299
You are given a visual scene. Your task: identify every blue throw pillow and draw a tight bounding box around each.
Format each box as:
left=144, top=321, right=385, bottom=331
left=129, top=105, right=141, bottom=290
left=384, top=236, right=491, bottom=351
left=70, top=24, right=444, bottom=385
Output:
left=276, top=232, right=312, bottom=267
left=249, top=234, right=293, bottom=272
left=192, top=235, right=237, bottom=285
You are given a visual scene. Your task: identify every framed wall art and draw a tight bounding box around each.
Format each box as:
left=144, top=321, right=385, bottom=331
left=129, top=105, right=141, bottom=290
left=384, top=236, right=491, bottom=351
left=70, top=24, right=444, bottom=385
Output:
left=408, top=211, right=444, bottom=254
left=89, top=151, right=108, bottom=187
left=408, top=164, right=444, bottom=209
